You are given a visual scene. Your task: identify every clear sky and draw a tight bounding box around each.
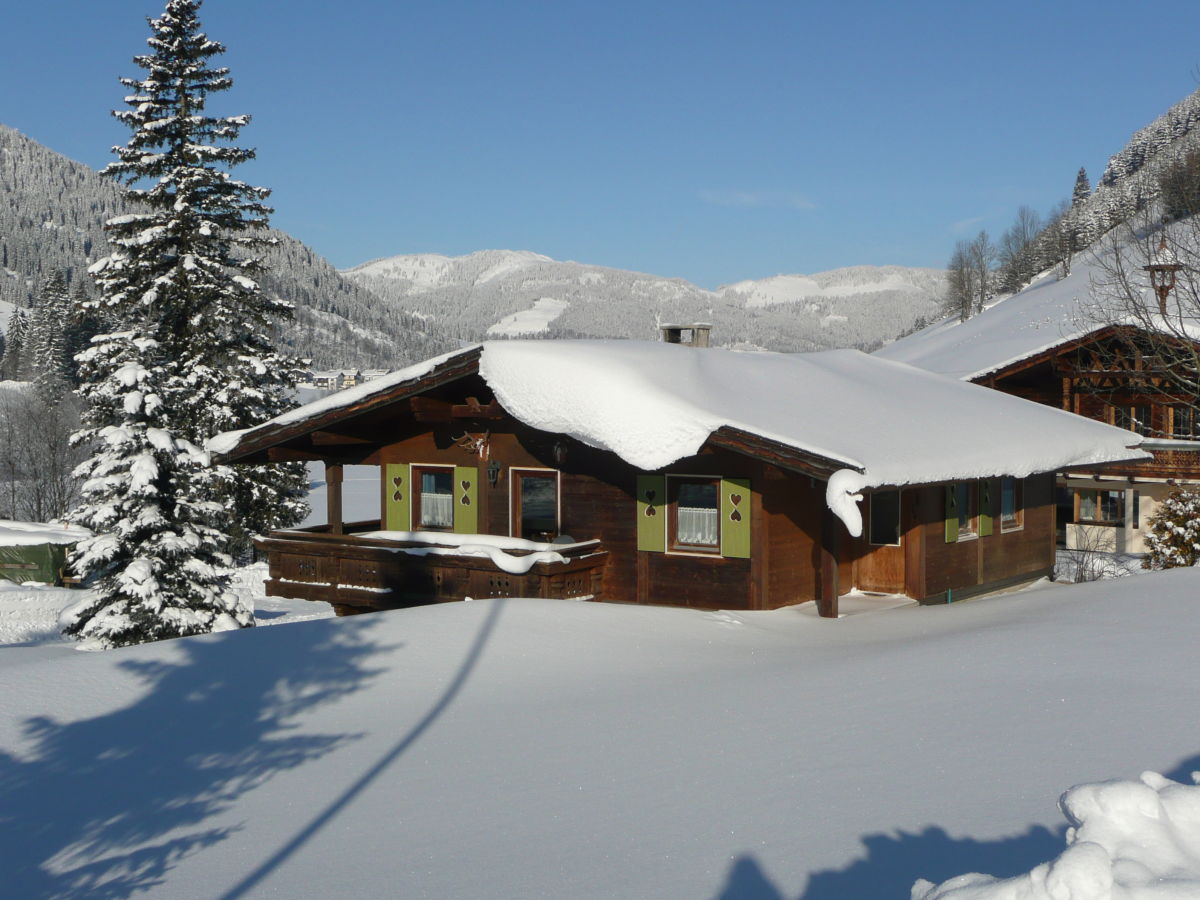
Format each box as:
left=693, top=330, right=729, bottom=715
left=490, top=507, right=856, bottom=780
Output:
left=5, top=0, right=1200, bottom=288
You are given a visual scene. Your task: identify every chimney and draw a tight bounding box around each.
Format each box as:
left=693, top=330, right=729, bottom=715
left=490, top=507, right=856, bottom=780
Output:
left=660, top=322, right=712, bottom=347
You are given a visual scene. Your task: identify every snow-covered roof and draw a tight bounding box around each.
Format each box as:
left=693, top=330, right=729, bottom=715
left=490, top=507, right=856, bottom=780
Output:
left=876, top=232, right=1200, bottom=381
left=0, top=520, right=89, bottom=546
left=211, top=340, right=1145, bottom=530
left=875, top=249, right=1119, bottom=380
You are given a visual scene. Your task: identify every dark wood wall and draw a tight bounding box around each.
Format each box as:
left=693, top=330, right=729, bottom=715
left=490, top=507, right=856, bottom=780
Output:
left=918, top=473, right=1055, bottom=601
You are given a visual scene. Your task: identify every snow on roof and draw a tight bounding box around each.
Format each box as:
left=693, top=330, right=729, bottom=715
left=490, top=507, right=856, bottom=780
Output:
left=876, top=228, right=1200, bottom=381
left=211, top=340, right=1146, bottom=535
left=875, top=249, right=1120, bottom=380
left=0, top=520, right=90, bottom=546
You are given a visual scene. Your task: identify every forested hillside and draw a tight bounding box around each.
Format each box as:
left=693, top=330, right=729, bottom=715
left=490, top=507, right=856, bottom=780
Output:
left=345, top=251, right=946, bottom=352
left=0, top=124, right=449, bottom=367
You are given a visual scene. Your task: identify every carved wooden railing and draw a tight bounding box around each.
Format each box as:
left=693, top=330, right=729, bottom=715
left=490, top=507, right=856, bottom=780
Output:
left=255, top=525, right=607, bottom=615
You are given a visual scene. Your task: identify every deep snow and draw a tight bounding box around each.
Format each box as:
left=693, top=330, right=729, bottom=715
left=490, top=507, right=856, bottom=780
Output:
left=0, top=568, right=1197, bottom=898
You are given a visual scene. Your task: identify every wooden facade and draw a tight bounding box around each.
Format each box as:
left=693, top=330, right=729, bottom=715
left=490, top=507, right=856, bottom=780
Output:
left=976, top=326, right=1200, bottom=552
left=219, top=352, right=1061, bottom=617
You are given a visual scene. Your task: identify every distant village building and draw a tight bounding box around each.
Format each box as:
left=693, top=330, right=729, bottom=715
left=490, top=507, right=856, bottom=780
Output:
left=211, top=340, right=1142, bottom=617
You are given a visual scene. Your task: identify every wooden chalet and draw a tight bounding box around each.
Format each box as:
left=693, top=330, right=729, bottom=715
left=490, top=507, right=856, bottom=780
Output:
left=210, top=340, right=1146, bottom=617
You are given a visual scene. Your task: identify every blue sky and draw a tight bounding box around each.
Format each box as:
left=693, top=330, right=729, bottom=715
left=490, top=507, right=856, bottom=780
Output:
left=5, top=1, right=1200, bottom=288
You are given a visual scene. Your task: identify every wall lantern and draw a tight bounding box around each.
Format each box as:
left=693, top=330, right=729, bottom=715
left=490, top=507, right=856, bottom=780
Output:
left=1144, top=234, right=1183, bottom=315
left=552, top=439, right=567, bottom=466
left=487, top=459, right=502, bottom=487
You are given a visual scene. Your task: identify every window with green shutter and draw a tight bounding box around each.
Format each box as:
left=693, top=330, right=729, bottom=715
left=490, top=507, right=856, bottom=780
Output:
left=384, top=463, right=410, bottom=531
left=719, top=477, right=751, bottom=558
left=636, top=474, right=666, bottom=552
left=453, top=465, right=479, bottom=534
left=979, top=479, right=994, bottom=537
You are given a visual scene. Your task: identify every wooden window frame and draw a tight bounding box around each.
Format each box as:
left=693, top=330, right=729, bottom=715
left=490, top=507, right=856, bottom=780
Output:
left=954, top=482, right=978, bottom=541
left=1113, top=403, right=1153, bottom=437
left=666, top=474, right=722, bottom=556
left=999, top=476, right=1024, bottom=533
left=1171, top=405, right=1199, bottom=441
left=1076, top=488, right=1125, bottom=526
left=868, top=489, right=902, bottom=547
left=509, top=467, right=561, bottom=542
left=411, top=463, right=455, bottom=532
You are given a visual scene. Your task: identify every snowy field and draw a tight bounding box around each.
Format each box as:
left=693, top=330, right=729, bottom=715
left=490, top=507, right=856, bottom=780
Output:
left=0, top=567, right=1197, bottom=898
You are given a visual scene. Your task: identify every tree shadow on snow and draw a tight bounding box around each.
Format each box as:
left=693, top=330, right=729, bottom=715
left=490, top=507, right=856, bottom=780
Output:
left=712, top=824, right=1065, bottom=900
left=713, top=750, right=1200, bottom=900
left=0, top=616, right=391, bottom=899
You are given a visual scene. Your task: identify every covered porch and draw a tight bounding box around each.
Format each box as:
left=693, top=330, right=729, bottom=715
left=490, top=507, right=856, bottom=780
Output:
left=258, top=461, right=606, bottom=615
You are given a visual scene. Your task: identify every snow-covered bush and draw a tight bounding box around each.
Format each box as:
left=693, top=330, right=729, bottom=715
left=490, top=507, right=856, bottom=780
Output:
left=1144, top=488, right=1200, bottom=570
left=912, top=771, right=1200, bottom=899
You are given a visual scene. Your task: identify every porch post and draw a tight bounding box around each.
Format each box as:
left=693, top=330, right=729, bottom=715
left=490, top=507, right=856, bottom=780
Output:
left=818, top=509, right=839, bottom=618
left=327, top=462, right=344, bottom=535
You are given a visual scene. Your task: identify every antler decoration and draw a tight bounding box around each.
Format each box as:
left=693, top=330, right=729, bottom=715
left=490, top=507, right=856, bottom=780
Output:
left=452, top=430, right=490, bottom=459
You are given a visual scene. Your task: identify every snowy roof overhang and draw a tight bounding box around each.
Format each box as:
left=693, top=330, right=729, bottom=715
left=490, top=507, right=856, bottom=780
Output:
left=210, top=340, right=1147, bottom=489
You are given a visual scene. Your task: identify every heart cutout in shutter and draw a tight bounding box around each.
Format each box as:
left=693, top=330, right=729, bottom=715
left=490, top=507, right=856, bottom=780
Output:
left=730, top=509, right=742, bottom=522
left=730, top=493, right=742, bottom=506
left=392, top=491, right=402, bottom=502
left=460, top=481, right=471, bottom=505
left=392, top=476, right=403, bottom=488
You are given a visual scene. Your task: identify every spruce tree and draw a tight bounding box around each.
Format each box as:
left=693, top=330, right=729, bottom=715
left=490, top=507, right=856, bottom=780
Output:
left=1, top=309, right=30, bottom=381
left=66, top=0, right=305, bottom=647
left=1072, top=167, right=1091, bottom=206
left=31, top=270, right=71, bottom=403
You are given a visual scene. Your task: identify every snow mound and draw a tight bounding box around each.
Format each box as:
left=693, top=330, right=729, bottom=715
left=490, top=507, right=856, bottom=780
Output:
left=912, top=771, right=1200, bottom=900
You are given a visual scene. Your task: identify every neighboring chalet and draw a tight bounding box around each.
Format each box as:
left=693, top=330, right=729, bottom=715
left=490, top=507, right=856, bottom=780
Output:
left=878, top=250, right=1200, bottom=555
left=210, top=339, right=1145, bottom=617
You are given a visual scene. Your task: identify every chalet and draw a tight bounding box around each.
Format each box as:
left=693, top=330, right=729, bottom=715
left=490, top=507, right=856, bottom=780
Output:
left=877, top=256, right=1200, bottom=555
left=209, top=340, right=1146, bottom=617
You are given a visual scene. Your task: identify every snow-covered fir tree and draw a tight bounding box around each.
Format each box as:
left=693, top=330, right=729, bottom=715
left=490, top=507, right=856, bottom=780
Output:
left=1, top=309, right=30, bottom=381
left=66, top=0, right=306, bottom=646
left=1144, top=489, right=1200, bottom=569
left=1072, top=167, right=1091, bottom=206
left=31, top=270, right=72, bottom=403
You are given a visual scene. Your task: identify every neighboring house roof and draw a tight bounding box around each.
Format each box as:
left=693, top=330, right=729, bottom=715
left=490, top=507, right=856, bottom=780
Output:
left=876, top=247, right=1121, bottom=380
left=876, top=231, right=1200, bottom=382
left=210, top=340, right=1146, bottom=529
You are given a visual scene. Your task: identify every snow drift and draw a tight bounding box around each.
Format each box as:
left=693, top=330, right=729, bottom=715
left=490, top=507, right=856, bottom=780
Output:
left=912, top=771, right=1200, bottom=899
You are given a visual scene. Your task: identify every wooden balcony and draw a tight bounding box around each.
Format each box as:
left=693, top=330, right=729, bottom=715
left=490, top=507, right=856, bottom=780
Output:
left=255, top=520, right=608, bottom=616
left=1067, top=441, right=1200, bottom=481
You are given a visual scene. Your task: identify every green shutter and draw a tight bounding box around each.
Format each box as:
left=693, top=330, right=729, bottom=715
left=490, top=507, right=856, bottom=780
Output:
left=979, top=479, right=994, bottom=537
left=384, top=463, right=410, bottom=532
left=453, top=465, right=479, bottom=534
left=944, top=485, right=958, bottom=544
left=636, top=474, right=666, bottom=552
left=720, top=477, right=752, bottom=558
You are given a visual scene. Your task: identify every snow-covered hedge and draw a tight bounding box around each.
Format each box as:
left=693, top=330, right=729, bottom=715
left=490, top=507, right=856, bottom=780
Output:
left=912, top=771, right=1200, bottom=899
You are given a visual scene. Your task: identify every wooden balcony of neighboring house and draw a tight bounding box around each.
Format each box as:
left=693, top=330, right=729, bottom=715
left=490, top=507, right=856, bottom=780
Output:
left=254, top=519, right=608, bottom=617
left=1068, top=437, right=1200, bottom=481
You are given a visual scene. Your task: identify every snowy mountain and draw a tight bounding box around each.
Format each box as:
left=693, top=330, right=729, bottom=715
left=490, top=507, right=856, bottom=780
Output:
left=0, top=124, right=449, bottom=368
left=344, top=251, right=946, bottom=352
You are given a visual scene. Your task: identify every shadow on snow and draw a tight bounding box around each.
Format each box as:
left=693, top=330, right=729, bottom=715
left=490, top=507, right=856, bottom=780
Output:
left=0, top=615, right=391, bottom=898
left=713, top=751, right=1200, bottom=900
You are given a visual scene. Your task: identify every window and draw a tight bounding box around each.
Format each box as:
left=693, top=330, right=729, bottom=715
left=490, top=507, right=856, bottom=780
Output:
left=1114, top=404, right=1152, bottom=437
left=1078, top=489, right=1124, bottom=525
left=1000, top=477, right=1023, bottom=531
left=669, top=477, right=720, bottom=552
left=414, top=466, right=454, bottom=530
left=956, top=482, right=977, bottom=539
left=869, top=490, right=901, bottom=546
left=511, top=469, right=559, bottom=541
left=1172, top=406, right=1199, bottom=440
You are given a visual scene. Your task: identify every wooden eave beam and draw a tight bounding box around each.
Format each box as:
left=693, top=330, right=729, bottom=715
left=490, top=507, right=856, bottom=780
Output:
left=310, top=430, right=378, bottom=446
left=212, top=348, right=483, bottom=464
left=709, top=427, right=860, bottom=480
